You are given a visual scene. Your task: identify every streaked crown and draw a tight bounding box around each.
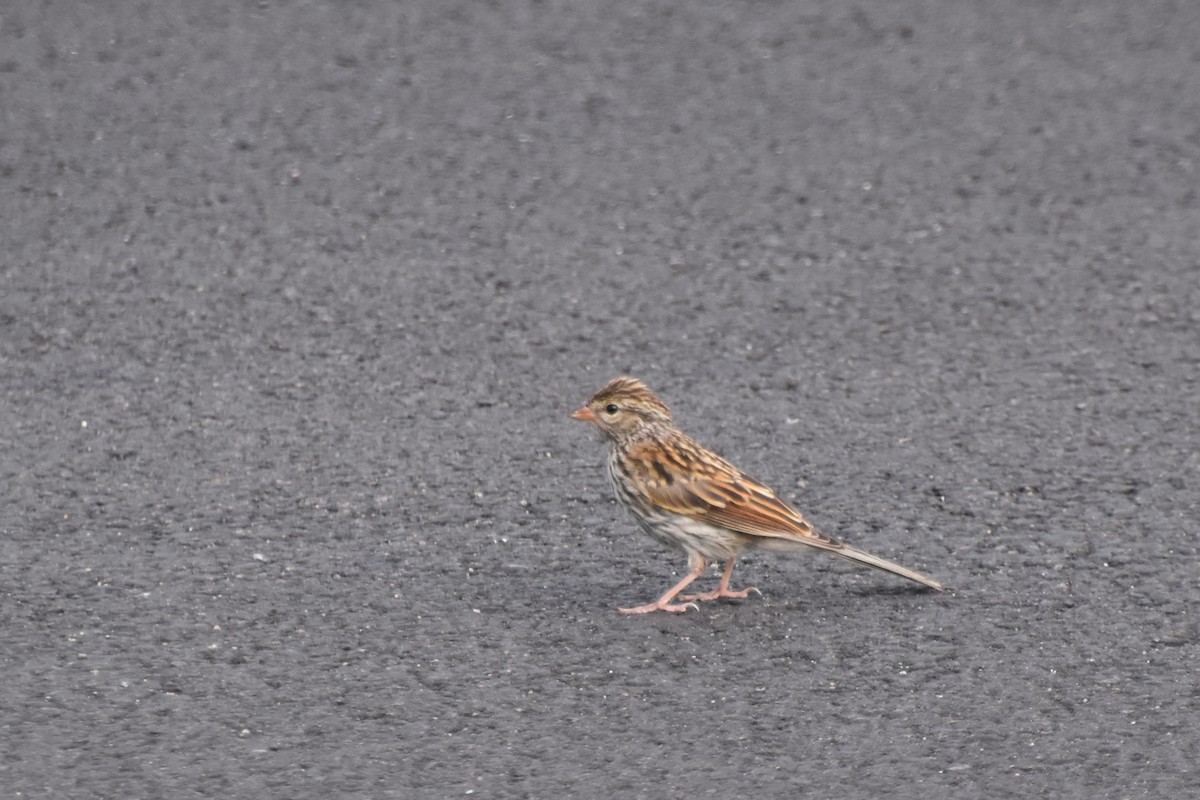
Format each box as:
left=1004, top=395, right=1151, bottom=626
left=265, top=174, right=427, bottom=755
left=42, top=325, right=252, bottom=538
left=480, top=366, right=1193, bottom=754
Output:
left=589, top=377, right=670, bottom=418
left=574, top=376, right=673, bottom=441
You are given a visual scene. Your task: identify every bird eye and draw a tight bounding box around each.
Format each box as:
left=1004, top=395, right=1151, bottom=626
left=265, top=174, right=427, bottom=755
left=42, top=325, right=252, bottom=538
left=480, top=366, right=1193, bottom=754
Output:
left=605, top=403, right=619, bottom=415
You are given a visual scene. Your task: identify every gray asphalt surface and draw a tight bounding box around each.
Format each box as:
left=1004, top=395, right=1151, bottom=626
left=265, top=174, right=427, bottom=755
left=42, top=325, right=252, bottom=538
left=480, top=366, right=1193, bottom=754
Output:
left=2, top=1, right=1199, bottom=798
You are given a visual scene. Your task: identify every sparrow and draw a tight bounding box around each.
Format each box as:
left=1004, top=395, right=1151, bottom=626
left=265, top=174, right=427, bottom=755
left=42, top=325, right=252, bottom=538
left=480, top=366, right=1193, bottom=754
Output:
left=571, top=376, right=944, bottom=614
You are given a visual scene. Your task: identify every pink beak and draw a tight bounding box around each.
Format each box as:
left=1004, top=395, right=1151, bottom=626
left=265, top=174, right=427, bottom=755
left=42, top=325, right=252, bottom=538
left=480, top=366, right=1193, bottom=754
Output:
left=570, top=407, right=597, bottom=422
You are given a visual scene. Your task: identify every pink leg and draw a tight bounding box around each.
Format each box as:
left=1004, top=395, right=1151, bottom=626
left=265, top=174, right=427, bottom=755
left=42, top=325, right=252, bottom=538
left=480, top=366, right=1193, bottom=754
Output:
left=618, top=558, right=707, bottom=615
left=679, top=558, right=761, bottom=603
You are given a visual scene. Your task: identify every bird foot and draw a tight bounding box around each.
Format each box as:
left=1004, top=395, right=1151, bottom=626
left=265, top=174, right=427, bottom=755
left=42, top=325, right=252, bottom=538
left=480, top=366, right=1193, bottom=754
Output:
left=679, top=586, right=762, bottom=603
left=618, top=600, right=701, bottom=615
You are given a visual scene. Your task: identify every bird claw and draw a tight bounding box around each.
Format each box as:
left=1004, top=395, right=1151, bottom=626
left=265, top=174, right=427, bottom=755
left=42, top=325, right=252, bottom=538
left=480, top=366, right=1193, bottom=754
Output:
left=679, top=586, right=762, bottom=603
left=618, top=600, right=700, bottom=615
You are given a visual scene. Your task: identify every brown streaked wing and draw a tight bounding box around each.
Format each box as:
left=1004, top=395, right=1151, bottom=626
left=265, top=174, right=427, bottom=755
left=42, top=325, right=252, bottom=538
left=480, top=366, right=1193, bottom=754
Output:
left=622, top=435, right=837, bottom=546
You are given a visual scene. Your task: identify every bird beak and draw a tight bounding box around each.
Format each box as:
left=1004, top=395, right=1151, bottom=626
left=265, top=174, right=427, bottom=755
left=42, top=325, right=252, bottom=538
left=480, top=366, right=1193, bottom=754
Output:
left=570, top=407, right=597, bottom=422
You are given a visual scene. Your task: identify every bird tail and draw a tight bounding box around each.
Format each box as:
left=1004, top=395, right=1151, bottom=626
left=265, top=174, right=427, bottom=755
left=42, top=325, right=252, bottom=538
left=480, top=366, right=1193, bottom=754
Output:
left=759, top=535, right=944, bottom=591
left=826, top=541, right=944, bottom=591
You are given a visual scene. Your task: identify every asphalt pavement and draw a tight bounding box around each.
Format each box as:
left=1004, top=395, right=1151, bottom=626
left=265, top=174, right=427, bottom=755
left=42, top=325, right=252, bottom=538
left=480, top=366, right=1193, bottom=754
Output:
left=2, top=1, right=1198, bottom=797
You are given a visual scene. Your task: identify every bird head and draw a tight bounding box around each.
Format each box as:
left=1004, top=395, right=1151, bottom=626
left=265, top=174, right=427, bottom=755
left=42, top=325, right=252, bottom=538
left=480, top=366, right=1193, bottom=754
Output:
left=571, top=376, right=672, bottom=442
